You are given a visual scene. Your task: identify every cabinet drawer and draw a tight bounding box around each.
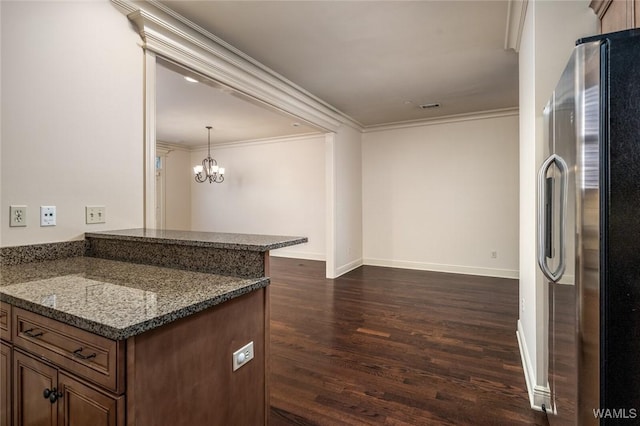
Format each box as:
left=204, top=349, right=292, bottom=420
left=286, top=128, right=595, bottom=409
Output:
left=12, top=308, right=124, bottom=394
left=0, top=303, right=10, bottom=342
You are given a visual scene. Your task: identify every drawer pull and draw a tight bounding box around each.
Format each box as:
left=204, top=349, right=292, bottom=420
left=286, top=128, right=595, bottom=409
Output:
left=24, top=328, right=44, bottom=338
left=73, top=347, right=97, bottom=360
left=43, top=387, right=63, bottom=403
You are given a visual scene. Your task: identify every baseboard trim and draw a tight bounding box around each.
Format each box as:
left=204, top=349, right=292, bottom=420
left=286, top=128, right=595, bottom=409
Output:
left=269, top=249, right=325, bottom=261
left=362, top=258, right=518, bottom=279
left=334, top=257, right=363, bottom=278
left=516, top=320, right=550, bottom=412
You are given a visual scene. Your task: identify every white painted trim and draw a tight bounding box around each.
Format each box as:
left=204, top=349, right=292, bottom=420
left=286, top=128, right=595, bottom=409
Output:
left=325, top=133, right=337, bottom=279
left=269, top=250, right=325, bottom=262
left=155, top=146, right=172, bottom=156
left=144, top=51, right=157, bottom=230
left=335, top=258, right=364, bottom=278
left=110, top=0, right=359, bottom=132
left=188, top=132, right=324, bottom=152
left=155, top=152, right=167, bottom=230
left=363, top=257, right=518, bottom=279
left=517, top=320, right=550, bottom=412
left=147, top=0, right=358, bottom=129
left=156, top=141, right=189, bottom=152
left=504, top=0, right=529, bottom=52
left=363, top=108, right=519, bottom=134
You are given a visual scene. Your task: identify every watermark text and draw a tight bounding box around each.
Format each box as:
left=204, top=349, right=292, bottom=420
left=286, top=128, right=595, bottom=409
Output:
left=593, top=408, right=637, bottom=419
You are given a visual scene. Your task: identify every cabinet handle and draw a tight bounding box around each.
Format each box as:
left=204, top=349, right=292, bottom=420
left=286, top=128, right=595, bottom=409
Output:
left=23, top=328, right=44, bottom=338
left=43, top=387, right=63, bottom=403
left=73, top=347, right=97, bottom=360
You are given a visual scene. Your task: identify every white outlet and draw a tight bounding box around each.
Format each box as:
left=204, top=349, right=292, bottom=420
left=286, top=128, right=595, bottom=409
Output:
left=232, top=341, right=254, bottom=371
left=9, top=205, right=27, bottom=227
left=491, top=250, right=498, bottom=259
left=86, top=206, right=106, bottom=224
left=521, top=297, right=525, bottom=312
left=40, top=206, right=56, bottom=226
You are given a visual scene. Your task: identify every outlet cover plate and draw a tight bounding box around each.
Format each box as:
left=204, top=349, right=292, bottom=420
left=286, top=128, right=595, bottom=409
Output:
left=40, top=206, right=56, bottom=227
left=9, top=205, right=27, bottom=227
left=232, top=341, right=254, bottom=371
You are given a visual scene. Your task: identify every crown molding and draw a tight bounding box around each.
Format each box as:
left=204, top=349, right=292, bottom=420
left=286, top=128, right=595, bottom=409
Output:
left=190, top=132, right=325, bottom=152
left=589, top=0, right=612, bottom=19
left=156, top=141, right=190, bottom=153
left=110, top=0, right=362, bottom=133
left=504, top=0, right=529, bottom=52
left=363, top=107, right=519, bottom=134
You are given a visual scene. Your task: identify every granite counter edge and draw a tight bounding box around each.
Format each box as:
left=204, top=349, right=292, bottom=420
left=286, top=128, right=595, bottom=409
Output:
left=85, top=232, right=308, bottom=252
left=0, top=278, right=269, bottom=340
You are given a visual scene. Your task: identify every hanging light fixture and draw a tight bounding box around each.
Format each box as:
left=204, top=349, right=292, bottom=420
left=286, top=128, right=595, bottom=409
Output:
left=193, top=126, right=225, bottom=184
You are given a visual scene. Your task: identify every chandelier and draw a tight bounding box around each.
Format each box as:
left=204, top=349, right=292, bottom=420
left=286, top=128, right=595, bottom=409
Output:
left=193, top=126, right=225, bottom=183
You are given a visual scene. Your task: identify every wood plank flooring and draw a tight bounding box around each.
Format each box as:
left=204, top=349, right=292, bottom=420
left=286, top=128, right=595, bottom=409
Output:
left=268, top=258, right=549, bottom=426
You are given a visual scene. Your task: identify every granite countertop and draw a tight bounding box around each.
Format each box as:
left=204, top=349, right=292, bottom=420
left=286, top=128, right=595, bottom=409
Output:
left=0, top=257, right=268, bottom=340
left=86, top=228, right=308, bottom=251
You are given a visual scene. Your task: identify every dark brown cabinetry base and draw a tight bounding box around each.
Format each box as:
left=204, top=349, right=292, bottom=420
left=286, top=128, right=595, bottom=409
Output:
left=13, top=350, right=123, bottom=426
left=13, top=350, right=58, bottom=426
left=1, top=342, right=11, bottom=426
left=126, top=287, right=268, bottom=426
left=2, top=288, right=268, bottom=426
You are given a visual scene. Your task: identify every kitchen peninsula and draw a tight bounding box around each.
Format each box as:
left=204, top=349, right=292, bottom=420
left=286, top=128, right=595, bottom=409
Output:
left=0, top=229, right=307, bottom=426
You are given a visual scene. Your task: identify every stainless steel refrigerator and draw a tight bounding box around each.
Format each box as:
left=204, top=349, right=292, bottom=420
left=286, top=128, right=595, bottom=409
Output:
left=538, top=29, right=640, bottom=425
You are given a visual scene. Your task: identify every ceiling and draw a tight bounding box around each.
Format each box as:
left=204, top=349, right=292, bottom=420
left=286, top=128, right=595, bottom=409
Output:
left=156, top=59, right=319, bottom=146
left=159, top=0, right=518, bottom=129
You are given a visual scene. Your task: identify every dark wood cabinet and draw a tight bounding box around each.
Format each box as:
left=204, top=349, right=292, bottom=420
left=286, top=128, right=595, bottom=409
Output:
left=5, top=287, right=268, bottom=426
left=13, top=350, right=122, bottom=426
left=128, top=288, right=268, bottom=426
left=58, top=373, right=124, bottom=426
left=13, top=350, right=57, bottom=426
left=1, top=342, right=11, bottom=426
left=0, top=303, right=10, bottom=342
left=591, top=0, right=639, bottom=33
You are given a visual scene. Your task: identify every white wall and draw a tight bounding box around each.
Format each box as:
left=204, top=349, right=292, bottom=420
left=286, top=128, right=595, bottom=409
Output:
left=329, top=124, right=363, bottom=277
left=1, top=1, right=143, bottom=247
left=363, top=112, right=519, bottom=278
left=517, top=0, right=597, bottom=409
left=190, top=134, right=325, bottom=260
left=161, top=146, right=192, bottom=231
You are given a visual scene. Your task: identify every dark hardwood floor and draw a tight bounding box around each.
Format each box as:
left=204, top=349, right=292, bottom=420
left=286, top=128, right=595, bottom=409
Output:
left=268, top=257, right=549, bottom=426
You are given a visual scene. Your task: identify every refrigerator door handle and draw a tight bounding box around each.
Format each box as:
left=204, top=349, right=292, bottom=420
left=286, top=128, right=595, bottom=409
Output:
left=537, top=154, right=568, bottom=283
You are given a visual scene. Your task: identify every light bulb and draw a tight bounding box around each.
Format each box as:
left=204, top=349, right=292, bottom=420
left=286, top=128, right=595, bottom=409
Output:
left=194, top=165, right=203, bottom=174
left=219, top=168, right=225, bottom=175
left=211, top=165, right=219, bottom=173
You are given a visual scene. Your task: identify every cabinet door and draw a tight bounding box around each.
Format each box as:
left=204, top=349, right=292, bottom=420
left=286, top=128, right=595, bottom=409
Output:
left=600, top=0, right=635, bottom=32
left=13, top=350, right=58, bottom=426
left=58, top=372, right=123, bottom=426
left=1, top=343, right=11, bottom=426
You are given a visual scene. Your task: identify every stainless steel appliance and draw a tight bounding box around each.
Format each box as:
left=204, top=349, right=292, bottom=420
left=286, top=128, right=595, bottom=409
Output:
left=538, top=29, right=640, bottom=425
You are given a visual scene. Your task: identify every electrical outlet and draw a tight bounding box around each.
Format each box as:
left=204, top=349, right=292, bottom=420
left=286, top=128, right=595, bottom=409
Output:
left=232, top=341, right=254, bottom=371
left=9, top=205, right=27, bottom=227
left=491, top=251, right=498, bottom=259
left=86, top=206, right=106, bottom=224
left=40, top=206, right=56, bottom=226
left=521, top=298, right=525, bottom=312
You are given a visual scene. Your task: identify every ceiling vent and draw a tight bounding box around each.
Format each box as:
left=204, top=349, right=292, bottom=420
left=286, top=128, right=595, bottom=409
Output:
left=419, top=102, right=441, bottom=109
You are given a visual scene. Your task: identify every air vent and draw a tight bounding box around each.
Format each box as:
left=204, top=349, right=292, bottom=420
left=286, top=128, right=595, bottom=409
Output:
left=419, top=103, right=441, bottom=109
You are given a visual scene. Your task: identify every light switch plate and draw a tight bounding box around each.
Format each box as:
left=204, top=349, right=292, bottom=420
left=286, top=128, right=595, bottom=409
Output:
left=9, top=205, right=27, bottom=227
left=86, top=206, right=106, bottom=224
